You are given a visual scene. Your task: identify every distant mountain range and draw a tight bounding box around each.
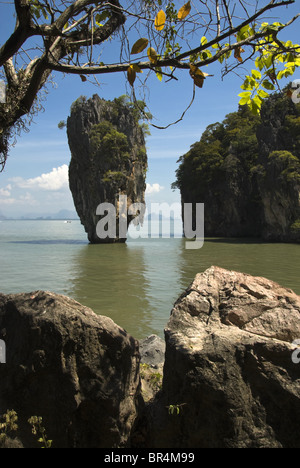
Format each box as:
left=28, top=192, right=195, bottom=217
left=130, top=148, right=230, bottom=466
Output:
left=0, top=209, right=79, bottom=220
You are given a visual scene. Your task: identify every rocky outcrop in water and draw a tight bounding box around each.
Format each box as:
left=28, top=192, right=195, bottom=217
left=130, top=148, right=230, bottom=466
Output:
left=145, top=266, right=300, bottom=448
left=67, top=95, right=147, bottom=243
left=173, top=90, right=300, bottom=242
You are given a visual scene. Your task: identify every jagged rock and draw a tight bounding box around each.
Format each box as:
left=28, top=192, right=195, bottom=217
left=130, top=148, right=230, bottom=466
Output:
left=67, top=95, right=147, bottom=243
left=146, top=266, right=300, bottom=448
left=0, top=291, right=140, bottom=448
left=139, top=335, right=165, bottom=404
left=139, top=335, right=165, bottom=369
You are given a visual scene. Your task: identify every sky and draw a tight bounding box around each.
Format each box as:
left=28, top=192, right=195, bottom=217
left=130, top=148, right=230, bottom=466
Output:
left=0, top=1, right=299, bottom=218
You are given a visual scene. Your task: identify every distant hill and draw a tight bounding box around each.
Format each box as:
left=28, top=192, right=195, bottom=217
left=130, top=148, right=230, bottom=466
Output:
left=18, top=209, right=79, bottom=220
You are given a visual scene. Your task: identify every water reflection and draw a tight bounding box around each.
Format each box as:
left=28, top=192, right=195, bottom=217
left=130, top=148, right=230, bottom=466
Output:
left=179, top=238, right=300, bottom=296
left=69, top=242, right=154, bottom=339
left=1, top=221, right=299, bottom=341
left=68, top=237, right=300, bottom=339
left=69, top=238, right=187, bottom=339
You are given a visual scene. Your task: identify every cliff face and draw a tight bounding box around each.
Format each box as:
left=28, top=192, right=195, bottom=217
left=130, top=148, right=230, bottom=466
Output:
left=67, top=95, right=147, bottom=243
left=174, top=91, right=300, bottom=242
left=256, top=93, right=300, bottom=241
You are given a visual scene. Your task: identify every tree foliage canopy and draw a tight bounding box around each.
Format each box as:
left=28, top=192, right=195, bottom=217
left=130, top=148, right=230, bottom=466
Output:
left=0, top=0, right=300, bottom=170
left=172, top=92, right=300, bottom=200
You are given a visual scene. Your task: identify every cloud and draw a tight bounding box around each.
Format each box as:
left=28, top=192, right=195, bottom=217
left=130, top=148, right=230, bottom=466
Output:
left=0, top=197, right=17, bottom=205
left=12, top=165, right=69, bottom=191
left=0, top=165, right=73, bottom=217
left=146, top=183, right=164, bottom=194
left=0, top=192, right=36, bottom=207
left=0, top=184, right=12, bottom=197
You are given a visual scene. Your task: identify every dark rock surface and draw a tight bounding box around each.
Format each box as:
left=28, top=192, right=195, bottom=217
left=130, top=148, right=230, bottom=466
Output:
left=145, top=266, right=300, bottom=448
left=176, top=91, right=300, bottom=242
left=0, top=291, right=140, bottom=448
left=256, top=93, right=300, bottom=241
left=1, top=267, right=300, bottom=448
left=67, top=95, right=147, bottom=243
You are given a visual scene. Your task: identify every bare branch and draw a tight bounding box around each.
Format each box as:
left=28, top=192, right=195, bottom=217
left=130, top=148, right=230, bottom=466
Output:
left=222, top=0, right=233, bottom=30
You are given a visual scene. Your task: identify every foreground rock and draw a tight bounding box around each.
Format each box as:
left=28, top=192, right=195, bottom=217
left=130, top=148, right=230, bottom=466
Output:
left=146, top=266, right=300, bottom=448
left=0, top=291, right=140, bottom=448
left=139, top=335, right=165, bottom=404
left=1, top=268, right=300, bottom=448
left=67, top=95, right=147, bottom=243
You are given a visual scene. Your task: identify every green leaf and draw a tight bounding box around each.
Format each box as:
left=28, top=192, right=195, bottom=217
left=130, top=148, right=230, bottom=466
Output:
left=262, top=80, right=275, bottom=91
left=264, top=54, right=274, bottom=69
left=257, top=89, right=269, bottom=99
left=249, top=96, right=262, bottom=115
left=251, top=69, right=261, bottom=80
left=238, top=91, right=252, bottom=106
left=237, top=24, right=250, bottom=41
left=255, top=56, right=265, bottom=71
left=155, top=67, right=163, bottom=81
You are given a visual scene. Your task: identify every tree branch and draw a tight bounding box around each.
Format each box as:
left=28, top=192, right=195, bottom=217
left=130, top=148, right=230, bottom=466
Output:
left=175, top=0, right=296, bottom=63
left=0, top=0, right=35, bottom=67
left=3, top=58, right=19, bottom=87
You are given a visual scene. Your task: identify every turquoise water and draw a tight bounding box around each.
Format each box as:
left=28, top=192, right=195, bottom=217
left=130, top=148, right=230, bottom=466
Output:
left=0, top=220, right=299, bottom=339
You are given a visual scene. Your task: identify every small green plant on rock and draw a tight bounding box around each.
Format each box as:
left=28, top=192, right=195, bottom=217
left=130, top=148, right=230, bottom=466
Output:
left=0, top=410, right=53, bottom=448
left=140, top=363, right=163, bottom=393
left=0, top=410, right=18, bottom=444
left=28, top=416, right=52, bottom=448
left=167, top=403, right=187, bottom=416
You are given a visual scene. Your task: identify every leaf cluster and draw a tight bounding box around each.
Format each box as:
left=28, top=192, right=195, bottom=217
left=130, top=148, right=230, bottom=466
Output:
left=0, top=410, right=52, bottom=448
left=28, top=416, right=52, bottom=448
left=90, top=120, right=130, bottom=161
left=238, top=25, right=300, bottom=114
